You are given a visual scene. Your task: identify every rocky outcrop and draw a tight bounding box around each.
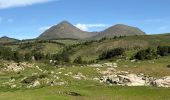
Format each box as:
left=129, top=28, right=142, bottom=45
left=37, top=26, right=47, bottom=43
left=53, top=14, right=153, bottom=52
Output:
left=2, top=62, right=34, bottom=72
left=152, top=76, right=170, bottom=88
left=99, top=68, right=170, bottom=87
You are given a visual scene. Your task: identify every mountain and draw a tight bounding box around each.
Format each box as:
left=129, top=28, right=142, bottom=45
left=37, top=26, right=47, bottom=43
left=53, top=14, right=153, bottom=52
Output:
left=38, top=21, right=145, bottom=40
left=38, top=21, right=97, bottom=40
left=91, top=24, right=145, bottom=40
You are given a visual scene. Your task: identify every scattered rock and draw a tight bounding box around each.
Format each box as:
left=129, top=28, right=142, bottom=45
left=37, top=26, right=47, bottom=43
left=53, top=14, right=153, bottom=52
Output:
left=10, top=84, right=17, bottom=88
left=152, top=76, right=170, bottom=88
left=33, top=80, right=41, bottom=87
left=73, top=72, right=86, bottom=80
left=65, top=92, right=82, bottom=96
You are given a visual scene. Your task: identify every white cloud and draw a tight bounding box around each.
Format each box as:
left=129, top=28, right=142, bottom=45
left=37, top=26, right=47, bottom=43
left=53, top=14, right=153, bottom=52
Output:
left=75, top=24, right=88, bottom=31
left=75, top=23, right=109, bottom=31
left=38, top=26, right=52, bottom=32
left=0, top=0, right=56, bottom=9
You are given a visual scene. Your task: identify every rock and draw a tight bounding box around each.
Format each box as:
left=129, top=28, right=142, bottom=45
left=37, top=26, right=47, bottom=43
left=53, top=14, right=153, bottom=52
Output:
left=73, top=72, right=86, bottom=80
left=33, top=80, right=40, bottom=87
left=5, top=63, right=24, bottom=72
left=32, top=73, right=38, bottom=76
left=50, top=60, right=53, bottom=63
left=103, top=63, right=113, bottom=67
left=130, top=59, right=136, bottom=62
left=10, top=84, right=17, bottom=88
left=100, top=68, right=116, bottom=75
left=64, top=74, right=69, bottom=76
left=36, top=66, right=43, bottom=72
left=120, top=74, right=146, bottom=86
left=55, top=82, right=65, bottom=86
left=43, top=70, right=48, bottom=74
left=51, top=71, right=54, bottom=74
left=9, top=78, right=15, bottom=82
left=152, top=76, right=170, bottom=88
left=68, top=72, right=73, bottom=75
left=93, top=77, right=100, bottom=81
left=96, top=68, right=100, bottom=71
left=89, top=64, right=103, bottom=67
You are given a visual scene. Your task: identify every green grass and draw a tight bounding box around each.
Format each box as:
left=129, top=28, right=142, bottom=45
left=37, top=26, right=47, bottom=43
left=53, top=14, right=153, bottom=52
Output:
left=0, top=60, right=169, bottom=100
left=0, top=83, right=169, bottom=100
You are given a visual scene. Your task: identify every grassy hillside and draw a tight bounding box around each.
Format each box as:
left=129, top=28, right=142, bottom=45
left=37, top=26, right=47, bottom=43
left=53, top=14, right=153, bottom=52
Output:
left=2, top=39, right=81, bottom=54
left=69, top=34, right=170, bottom=61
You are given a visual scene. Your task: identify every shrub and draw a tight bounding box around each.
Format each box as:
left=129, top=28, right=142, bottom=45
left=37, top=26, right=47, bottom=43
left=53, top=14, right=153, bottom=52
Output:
left=74, top=56, right=83, bottom=64
left=21, top=75, right=39, bottom=84
left=157, top=46, right=169, bottom=56
left=134, top=48, right=157, bottom=60
left=167, top=64, right=170, bottom=68
left=53, top=49, right=70, bottom=62
left=99, top=48, right=125, bottom=60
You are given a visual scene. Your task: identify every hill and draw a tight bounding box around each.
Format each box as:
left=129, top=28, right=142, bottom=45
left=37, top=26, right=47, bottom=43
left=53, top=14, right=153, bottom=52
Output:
left=68, top=34, right=170, bottom=62
left=38, top=21, right=97, bottom=40
left=91, top=24, right=145, bottom=40
left=0, top=36, right=19, bottom=44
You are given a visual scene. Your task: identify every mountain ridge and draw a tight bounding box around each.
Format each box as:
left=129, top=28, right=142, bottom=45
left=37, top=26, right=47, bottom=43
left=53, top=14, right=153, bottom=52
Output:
left=38, top=21, right=146, bottom=40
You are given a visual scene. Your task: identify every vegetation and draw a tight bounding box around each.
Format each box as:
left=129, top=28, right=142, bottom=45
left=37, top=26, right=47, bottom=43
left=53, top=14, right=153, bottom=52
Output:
left=73, top=56, right=83, bottom=64
left=157, top=46, right=170, bottom=56
left=99, top=48, right=125, bottom=60
left=134, top=48, right=158, bottom=60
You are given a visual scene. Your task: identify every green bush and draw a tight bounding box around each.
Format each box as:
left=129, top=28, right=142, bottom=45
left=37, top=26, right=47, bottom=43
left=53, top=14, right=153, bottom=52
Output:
left=74, top=56, right=83, bottom=64
left=21, top=75, right=39, bottom=84
left=99, top=48, right=125, bottom=60
left=167, top=64, right=170, bottom=68
left=157, top=46, right=170, bottom=56
left=134, top=48, right=157, bottom=60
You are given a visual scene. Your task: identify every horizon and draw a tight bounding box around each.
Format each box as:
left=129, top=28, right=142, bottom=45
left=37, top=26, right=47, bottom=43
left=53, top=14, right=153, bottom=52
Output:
left=0, top=0, right=170, bottom=39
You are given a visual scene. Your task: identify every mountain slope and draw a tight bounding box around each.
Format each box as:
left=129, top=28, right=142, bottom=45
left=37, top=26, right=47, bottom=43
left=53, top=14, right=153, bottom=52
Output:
left=38, top=21, right=97, bottom=40
left=91, top=24, right=145, bottom=40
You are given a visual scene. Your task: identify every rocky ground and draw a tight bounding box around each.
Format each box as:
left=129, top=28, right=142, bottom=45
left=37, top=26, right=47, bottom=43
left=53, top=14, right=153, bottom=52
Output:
left=0, top=62, right=170, bottom=89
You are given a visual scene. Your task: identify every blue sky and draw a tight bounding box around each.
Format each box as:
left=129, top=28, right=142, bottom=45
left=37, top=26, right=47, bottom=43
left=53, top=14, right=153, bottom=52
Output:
left=0, top=0, right=170, bottom=39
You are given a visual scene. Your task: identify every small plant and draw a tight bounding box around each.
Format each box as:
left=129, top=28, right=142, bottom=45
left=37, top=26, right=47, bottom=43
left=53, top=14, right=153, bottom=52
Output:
left=167, top=64, right=170, bottom=68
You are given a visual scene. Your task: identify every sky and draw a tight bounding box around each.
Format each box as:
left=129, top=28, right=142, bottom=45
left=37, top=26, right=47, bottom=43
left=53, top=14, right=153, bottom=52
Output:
left=0, top=0, right=170, bottom=39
